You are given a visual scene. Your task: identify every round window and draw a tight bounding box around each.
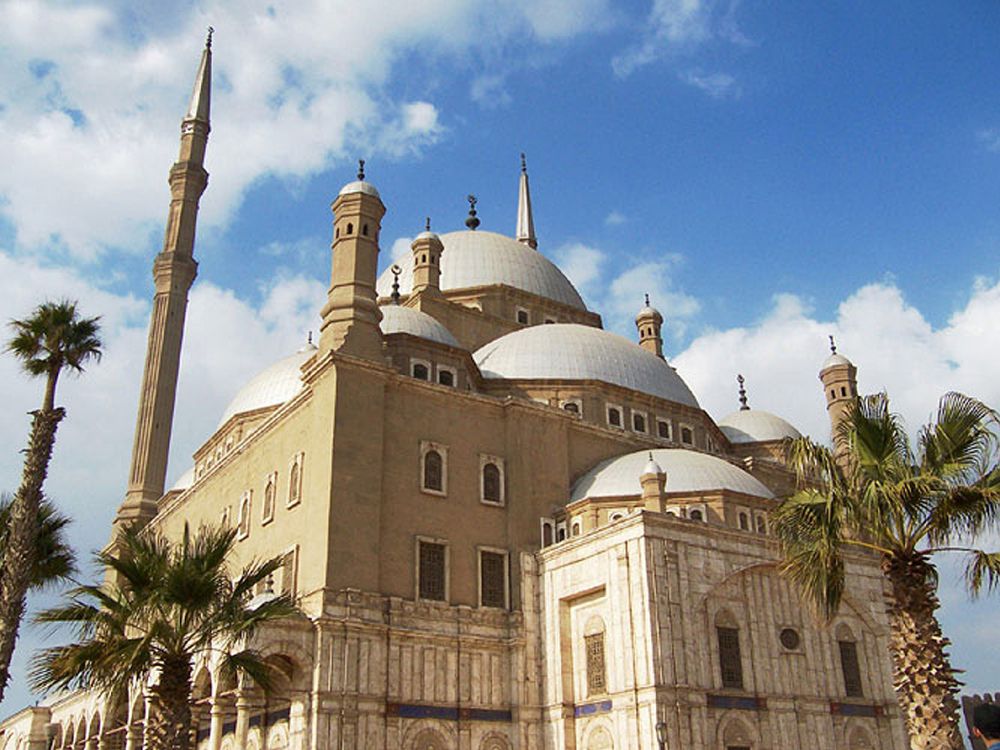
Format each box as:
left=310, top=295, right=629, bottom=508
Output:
left=779, top=628, right=801, bottom=650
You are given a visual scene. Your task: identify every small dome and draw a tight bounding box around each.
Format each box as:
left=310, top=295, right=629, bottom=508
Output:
left=377, top=231, right=586, bottom=310
left=474, top=324, right=699, bottom=407
left=169, top=466, right=194, bottom=493
left=379, top=305, right=461, bottom=347
left=718, top=409, right=802, bottom=444
left=821, top=352, right=853, bottom=371
left=414, top=230, right=440, bottom=241
left=572, top=448, right=774, bottom=502
left=216, top=345, right=317, bottom=428
left=338, top=180, right=381, bottom=198
left=642, top=454, right=664, bottom=476
left=636, top=305, right=662, bottom=323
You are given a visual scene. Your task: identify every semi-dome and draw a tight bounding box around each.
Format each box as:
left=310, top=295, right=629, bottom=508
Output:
left=376, top=231, right=586, bottom=310
left=380, top=305, right=461, bottom=347
left=571, top=448, right=774, bottom=502
left=718, top=409, right=802, bottom=444
left=473, top=324, right=699, bottom=407
left=216, top=344, right=317, bottom=429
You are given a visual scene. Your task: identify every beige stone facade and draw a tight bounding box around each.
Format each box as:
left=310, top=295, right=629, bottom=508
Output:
left=1, top=42, right=905, bottom=750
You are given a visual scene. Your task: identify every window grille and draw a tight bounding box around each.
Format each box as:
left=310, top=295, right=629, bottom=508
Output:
left=633, top=413, right=646, bottom=432
left=423, top=450, right=443, bottom=491
left=480, top=551, right=506, bottom=608
left=419, top=542, right=446, bottom=601
left=839, top=640, right=863, bottom=697
left=482, top=463, right=502, bottom=503
left=585, top=633, right=607, bottom=695
left=607, top=407, right=621, bottom=427
left=657, top=420, right=670, bottom=439
left=717, top=626, right=743, bottom=689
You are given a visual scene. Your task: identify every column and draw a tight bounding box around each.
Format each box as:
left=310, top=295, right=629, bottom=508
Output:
left=208, top=697, right=227, bottom=750
left=234, top=691, right=257, bottom=750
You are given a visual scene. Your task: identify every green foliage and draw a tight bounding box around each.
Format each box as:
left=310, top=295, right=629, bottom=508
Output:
left=30, top=523, right=300, bottom=698
left=7, top=300, right=102, bottom=381
left=0, top=493, right=75, bottom=590
left=774, top=391, right=1000, bottom=619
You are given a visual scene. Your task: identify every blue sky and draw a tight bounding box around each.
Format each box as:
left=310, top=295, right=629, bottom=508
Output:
left=1, top=0, right=999, bottom=721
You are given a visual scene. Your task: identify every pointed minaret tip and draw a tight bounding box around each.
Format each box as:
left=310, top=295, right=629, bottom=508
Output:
left=516, top=152, right=537, bottom=249
left=185, top=27, right=213, bottom=124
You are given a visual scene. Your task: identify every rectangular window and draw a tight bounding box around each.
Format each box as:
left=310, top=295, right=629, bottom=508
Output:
left=632, top=411, right=647, bottom=433
left=585, top=633, right=606, bottom=695
left=279, top=548, right=297, bottom=597
left=839, top=640, right=863, bottom=697
left=657, top=419, right=670, bottom=439
left=516, top=308, right=530, bottom=325
left=717, top=626, right=744, bottom=690
left=607, top=405, right=622, bottom=428
left=418, top=541, right=447, bottom=601
left=479, top=550, right=508, bottom=608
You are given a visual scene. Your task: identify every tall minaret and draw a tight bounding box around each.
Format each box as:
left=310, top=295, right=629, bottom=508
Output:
left=819, top=335, right=858, bottom=456
left=635, top=294, right=664, bottom=359
left=116, top=31, right=212, bottom=528
left=515, top=153, right=537, bottom=249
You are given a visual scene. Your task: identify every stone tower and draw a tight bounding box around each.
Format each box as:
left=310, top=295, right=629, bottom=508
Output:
left=819, top=335, right=858, bottom=452
left=116, top=32, right=212, bottom=528
left=410, top=220, right=444, bottom=297
left=515, top=153, right=537, bottom=249
left=318, top=161, right=386, bottom=361
left=635, top=294, right=664, bottom=359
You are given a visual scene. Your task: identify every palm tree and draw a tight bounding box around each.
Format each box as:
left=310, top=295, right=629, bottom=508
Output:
left=775, top=392, right=1000, bottom=750
left=31, top=523, right=300, bottom=750
left=0, top=300, right=101, bottom=701
left=0, top=493, right=76, bottom=592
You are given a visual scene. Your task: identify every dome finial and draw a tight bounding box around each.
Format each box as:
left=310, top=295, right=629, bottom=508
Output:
left=737, top=373, right=749, bottom=411
left=829, top=334, right=837, bottom=354
left=520, top=152, right=527, bottom=174
left=307, top=330, right=313, bottom=346
left=390, top=264, right=402, bottom=304
left=357, top=158, right=366, bottom=181
left=425, top=216, right=431, bottom=232
left=465, top=194, right=480, bottom=230
left=206, top=26, right=214, bottom=49
left=644, top=292, right=650, bottom=307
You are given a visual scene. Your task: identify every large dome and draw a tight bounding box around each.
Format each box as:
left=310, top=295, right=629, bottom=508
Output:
left=379, top=305, right=460, bottom=347
left=571, top=448, right=774, bottom=502
left=376, top=231, right=587, bottom=310
left=718, top=409, right=801, bottom=444
left=216, top=345, right=316, bottom=429
left=473, top=324, right=699, bottom=407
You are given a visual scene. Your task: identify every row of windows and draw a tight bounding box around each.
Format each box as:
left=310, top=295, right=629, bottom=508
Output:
left=603, top=404, right=696, bottom=444
left=515, top=307, right=559, bottom=326
left=714, top=623, right=864, bottom=698
left=334, top=221, right=371, bottom=238
left=228, top=452, right=305, bottom=540
left=410, top=359, right=457, bottom=387
left=416, top=539, right=510, bottom=609
left=420, top=443, right=506, bottom=505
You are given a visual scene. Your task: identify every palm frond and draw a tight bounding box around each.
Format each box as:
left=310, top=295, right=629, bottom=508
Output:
left=963, top=550, right=1000, bottom=599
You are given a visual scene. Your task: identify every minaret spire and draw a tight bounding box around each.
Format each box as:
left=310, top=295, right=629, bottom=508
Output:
left=516, top=152, right=537, bottom=249
left=116, top=33, right=212, bottom=529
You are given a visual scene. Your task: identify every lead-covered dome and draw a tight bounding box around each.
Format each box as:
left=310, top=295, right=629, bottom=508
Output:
left=571, top=448, right=774, bottom=502
left=380, top=305, right=460, bottom=347
left=474, top=324, right=699, bottom=407
left=718, top=409, right=801, bottom=444
left=216, top=345, right=316, bottom=428
left=376, top=231, right=586, bottom=310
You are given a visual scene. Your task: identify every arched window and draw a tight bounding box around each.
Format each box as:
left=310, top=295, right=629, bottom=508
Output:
left=412, top=362, right=429, bottom=380
left=482, top=462, right=501, bottom=503
left=583, top=616, right=607, bottom=696
left=689, top=508, right=703, bottom=522
left=542, top=521, right=554, bottom=547
left=556, top=526, right=567, bottom=542
left=572, top=521, right=582, bottom=537
left=423, top=450, right=443, bottom=492
left=836, top=624, right=864, bottom=697
left=563, top=401, right=580, bottom=413
left=738, top=512, right=749, bottom=531
left=346, top=222, right=353, bottom=234
left=288, top=454, right=303, bottom=508
left=632, top=412, right=646, bottom=433
left=362, top=223, right=369, bottom=236
left=680, top=426, right=693, bottom=444
left=237, top=491, right=252, bottom=539
left=755, top=515, right=767, bottom=534
left=262, top=473, right=276, bottom=523
left=438, top=369, right=455, bottom=387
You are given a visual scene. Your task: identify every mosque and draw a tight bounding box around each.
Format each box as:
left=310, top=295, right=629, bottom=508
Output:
left=0, top=34, right=908, bottom=750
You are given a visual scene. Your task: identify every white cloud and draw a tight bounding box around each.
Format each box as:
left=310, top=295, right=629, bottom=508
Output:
left=0, top=0, right=609, bottom=258
left=612, top=0, right=749, bottom=79
left=679, top=69, right=740, bottom=99
left=470, top=74, right=512, bottom=109
left=604, top=210, right=627, bottom=226
left=554, top=241, right=699, bottom=338
left=977, top=128, right=1000, bottom=153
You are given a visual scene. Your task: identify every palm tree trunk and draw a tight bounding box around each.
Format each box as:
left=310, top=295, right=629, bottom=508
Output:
left=883, top=553, right=964, bottom=750
left=0, top=406, right=65, bottom=702
left=152, top=658, right=194, bottom=750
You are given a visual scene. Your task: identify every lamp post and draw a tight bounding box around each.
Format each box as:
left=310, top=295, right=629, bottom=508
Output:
left=655, top=720, right=667, bottom=750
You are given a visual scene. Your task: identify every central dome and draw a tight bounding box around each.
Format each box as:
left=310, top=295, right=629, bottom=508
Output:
left=474, top=324, right=699, bottom=407
left=376, top=231, right=586, bottom=310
